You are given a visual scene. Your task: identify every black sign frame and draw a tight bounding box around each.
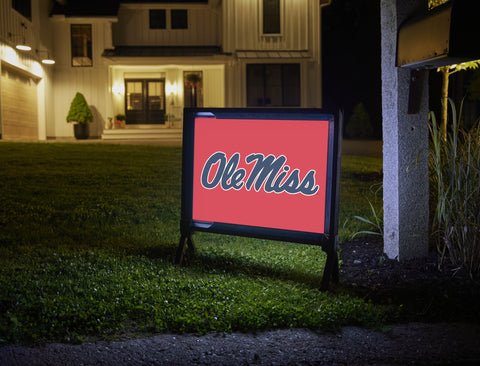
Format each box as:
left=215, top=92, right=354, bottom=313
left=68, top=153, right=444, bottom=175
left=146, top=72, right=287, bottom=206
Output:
left=176, top=108, right=342, bottom=289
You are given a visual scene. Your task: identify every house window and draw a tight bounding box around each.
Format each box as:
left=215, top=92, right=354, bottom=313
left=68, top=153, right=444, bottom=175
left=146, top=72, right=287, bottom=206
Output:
left=149, top=9, right=166, bottom=29
left=246, top=63, right=300, bottom=107
left=71, top=25, right=92, bottom=67
left=263, top=0, right=281, bottom=34
left=184, top=71, right=203, bottom=108
left=12, top=0, right=31, bottom=20
left=171, top=9, right=188, bottom=29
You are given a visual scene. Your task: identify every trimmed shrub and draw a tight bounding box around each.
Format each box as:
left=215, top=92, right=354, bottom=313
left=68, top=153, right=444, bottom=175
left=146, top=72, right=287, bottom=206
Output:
left=345, top=103, right=373, bottom=139
left=66, top=92, right=93, bottom=124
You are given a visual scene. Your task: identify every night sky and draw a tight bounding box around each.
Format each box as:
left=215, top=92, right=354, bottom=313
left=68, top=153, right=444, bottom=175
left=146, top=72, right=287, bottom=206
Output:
left=322, top=0, right=382, bottom=139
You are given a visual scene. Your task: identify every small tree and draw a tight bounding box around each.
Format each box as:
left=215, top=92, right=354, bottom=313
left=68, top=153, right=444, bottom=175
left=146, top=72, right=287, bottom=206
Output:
left=345, top=103, right=373, bottom=139
left=66, top=92, right=93, bottom=124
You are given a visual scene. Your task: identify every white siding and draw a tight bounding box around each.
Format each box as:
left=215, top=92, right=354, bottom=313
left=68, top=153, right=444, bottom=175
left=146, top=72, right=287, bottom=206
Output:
left=223, top=0, right=311, bottom=52
left=0, top=0, right=54, bottom=140
left=203, top=67, right=225, bottom=107
left=51, top=20, right=111, bottom=137
left=223, top=0, right=323, bottom=108
left=0, top=0, right=54, bottom=60
left=2, top=0, right=326, bottom=139
left=113, top=5, right=220, bottom=46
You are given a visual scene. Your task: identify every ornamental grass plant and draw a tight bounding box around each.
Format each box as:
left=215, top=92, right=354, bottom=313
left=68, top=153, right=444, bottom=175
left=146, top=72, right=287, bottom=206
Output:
left=429, top=99, right=480, bottom=280
left=0, top=143, right=383, bottom=344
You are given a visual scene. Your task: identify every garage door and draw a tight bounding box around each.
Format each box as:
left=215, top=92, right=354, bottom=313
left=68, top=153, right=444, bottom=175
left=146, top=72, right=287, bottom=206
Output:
left=1, top=65, right=38, bottom=140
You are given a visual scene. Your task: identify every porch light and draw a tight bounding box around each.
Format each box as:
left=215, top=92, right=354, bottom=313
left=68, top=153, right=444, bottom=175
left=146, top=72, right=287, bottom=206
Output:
left=41, top=57, right=55, bottom=65
left=112, top=83, right=125, bottom=95
left=16, top=43, right=31, bottom=51
left=8, top=32, right=31, bottom=51
left=9, top=23, right=31, bottom=51
left=167, top=82, right=178, bottom=95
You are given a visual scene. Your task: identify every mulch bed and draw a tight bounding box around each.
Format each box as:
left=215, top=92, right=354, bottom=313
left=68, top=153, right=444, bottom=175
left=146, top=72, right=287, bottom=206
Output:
left=338, top=236, right=480, bottom=323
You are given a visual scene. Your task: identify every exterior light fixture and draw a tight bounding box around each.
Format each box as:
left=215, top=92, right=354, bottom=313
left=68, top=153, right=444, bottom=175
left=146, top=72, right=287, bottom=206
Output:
left=112, top=83, right=124, bottom=95
left=16, top=43, right=31, bottom=51
left=166, top=82, right=178, bottom=95
left=8, top=32, right=31, bottom=51
left=37, top=49, right=56, bottom=65
left=10, top=23, right=31, bottom=51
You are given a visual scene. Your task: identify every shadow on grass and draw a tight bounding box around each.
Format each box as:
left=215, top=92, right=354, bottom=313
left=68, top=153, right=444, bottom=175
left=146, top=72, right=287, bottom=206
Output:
left=119, top=240, right=325, bottom=289
left=185, top=250, right=323, bottom=289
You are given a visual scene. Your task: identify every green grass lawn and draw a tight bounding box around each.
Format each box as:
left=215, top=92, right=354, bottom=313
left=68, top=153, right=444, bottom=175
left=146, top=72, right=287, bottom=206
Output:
left=0, top=142, right=384, bottom=344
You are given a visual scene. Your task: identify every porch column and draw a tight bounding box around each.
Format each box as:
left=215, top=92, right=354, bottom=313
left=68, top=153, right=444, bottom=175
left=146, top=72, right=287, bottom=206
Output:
left=381, top=0, right=429, bottom=260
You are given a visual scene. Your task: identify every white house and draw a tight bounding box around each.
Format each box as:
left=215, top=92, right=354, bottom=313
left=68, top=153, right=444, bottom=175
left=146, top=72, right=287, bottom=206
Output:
left=0, top=0, right=330, bottom=141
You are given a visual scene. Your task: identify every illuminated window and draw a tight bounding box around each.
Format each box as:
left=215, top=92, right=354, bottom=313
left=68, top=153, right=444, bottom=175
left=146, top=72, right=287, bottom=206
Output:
left=71, top=25, right=92, bottom=67
left=184, top=71, right=203, bottom=107
left=125, top=79, right=166, bottom=124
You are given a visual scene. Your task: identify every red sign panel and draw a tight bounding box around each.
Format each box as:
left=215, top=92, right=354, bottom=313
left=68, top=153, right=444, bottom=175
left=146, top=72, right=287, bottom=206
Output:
left=192, top=117, right=330, bottom=234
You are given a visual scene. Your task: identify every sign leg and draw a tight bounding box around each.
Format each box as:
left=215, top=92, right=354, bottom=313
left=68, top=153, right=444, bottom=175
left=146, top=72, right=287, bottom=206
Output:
left=320, top=243, right=339, bottom=291
left=175, top=234, right=196, bottom=265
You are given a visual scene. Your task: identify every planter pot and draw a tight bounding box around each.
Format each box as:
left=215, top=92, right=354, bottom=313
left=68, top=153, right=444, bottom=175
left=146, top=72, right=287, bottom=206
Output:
left=74, top=123, right=89, bottom=140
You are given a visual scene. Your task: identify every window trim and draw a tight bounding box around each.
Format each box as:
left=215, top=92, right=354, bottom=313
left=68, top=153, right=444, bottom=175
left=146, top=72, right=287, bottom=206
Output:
left=259, top=0, right=284, bottom=37
left=71, top=24, right=93, bottom=68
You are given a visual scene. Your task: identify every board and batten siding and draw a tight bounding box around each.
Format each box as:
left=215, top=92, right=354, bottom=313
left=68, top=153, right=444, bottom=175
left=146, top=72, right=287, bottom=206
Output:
left=113, top=6, right=220, bottom=46
left=51, top=19, right=111, bottom=138
left=0, top=0, right=55, bottom=140
left=223, top=0, right=313, bottom=52
left=202, top=67, right=225, bottom=107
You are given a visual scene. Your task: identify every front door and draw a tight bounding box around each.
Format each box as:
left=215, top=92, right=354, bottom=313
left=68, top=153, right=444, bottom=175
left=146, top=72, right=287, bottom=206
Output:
left=125, top=79, right=166, bottom=124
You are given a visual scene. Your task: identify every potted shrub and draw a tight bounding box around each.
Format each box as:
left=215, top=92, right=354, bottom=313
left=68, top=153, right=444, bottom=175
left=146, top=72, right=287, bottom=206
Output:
left=66, top=92, right=93, bottom=139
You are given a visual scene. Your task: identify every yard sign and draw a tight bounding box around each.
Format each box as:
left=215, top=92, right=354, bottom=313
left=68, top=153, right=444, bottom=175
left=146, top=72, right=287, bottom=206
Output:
left=177, top=108, right=342, bottom=289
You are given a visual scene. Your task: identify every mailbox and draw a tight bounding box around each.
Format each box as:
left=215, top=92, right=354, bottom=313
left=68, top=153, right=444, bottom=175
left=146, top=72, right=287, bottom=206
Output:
left=397, top=0, right=480, bottom=68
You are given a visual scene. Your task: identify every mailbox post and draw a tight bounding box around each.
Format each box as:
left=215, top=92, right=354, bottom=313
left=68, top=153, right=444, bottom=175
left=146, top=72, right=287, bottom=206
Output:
left=381, top=0, right=480, bottom=261
left=381, top=0, right=430, bottom=261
